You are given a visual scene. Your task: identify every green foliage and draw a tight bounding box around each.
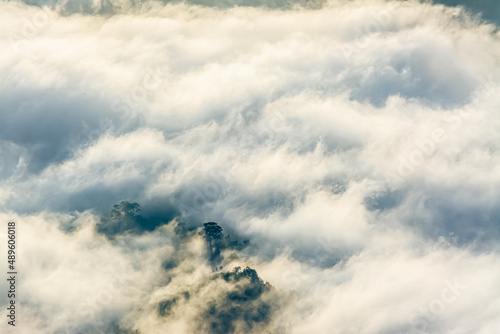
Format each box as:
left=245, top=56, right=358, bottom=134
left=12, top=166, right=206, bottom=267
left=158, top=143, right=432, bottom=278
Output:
left=201, top=266, right=275, bottom=333
left=204, top=222, right=224, bottom=263
left=204, top=222, right=223, bottom=241
left=221, top=267, right=265, bottom=285
left=96, top=201, right=163, bottom=237
left=202, top=222, right=250, bottom=265
left=157, top=266, right=278, bottom=334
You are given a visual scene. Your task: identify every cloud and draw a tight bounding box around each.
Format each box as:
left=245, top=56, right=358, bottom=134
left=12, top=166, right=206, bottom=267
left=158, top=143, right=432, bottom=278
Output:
left=1, top=0, right=500, bottom=333
left=433, top=0, right=500, bottom=24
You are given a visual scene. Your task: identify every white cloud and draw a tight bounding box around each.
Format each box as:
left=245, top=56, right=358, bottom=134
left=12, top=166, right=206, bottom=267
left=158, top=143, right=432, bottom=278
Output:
left=1, top=0, right=500, bottom=332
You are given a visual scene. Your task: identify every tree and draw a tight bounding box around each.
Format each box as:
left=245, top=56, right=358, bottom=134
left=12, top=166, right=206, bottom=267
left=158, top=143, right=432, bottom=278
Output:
left=96, top=201, right=159, bottom=237
left=110, top=201, right=141, bottom=220
left=204, top=222, right=223, bottom=262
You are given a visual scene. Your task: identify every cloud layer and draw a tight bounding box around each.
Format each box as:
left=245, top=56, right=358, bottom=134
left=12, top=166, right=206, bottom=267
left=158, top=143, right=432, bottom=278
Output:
left=1, top=0, right=500, bottom=333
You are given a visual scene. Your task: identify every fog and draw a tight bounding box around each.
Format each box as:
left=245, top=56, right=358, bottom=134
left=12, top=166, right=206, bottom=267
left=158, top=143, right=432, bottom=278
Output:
left=1, top=0, right=500, bottom=332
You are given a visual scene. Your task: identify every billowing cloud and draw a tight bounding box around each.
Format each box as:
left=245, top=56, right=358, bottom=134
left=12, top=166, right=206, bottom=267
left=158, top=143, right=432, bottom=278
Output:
left=1, top=0, right=500, bottom=333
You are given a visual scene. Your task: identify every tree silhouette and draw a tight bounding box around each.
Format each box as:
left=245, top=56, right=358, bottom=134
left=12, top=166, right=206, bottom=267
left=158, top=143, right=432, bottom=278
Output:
left=204, top=222, right=223, bottom=263
left=97, top=201, right=152, bottom=237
